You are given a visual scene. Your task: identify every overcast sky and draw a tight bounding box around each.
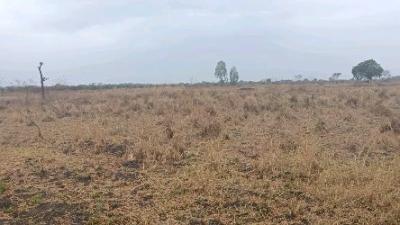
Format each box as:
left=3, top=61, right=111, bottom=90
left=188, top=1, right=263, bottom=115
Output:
left=0, top=0, right=399, bottom=85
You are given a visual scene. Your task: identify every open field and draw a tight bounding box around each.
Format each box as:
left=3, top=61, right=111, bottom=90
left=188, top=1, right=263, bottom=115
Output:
left=1, top=83, right=400, bottom=224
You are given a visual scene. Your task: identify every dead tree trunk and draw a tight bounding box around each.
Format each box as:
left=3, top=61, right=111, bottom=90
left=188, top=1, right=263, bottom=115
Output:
left=38, top=62, right=47, bottom=100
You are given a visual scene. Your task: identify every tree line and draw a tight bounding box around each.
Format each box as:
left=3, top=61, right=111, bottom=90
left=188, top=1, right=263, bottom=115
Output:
left=214, top=58, right=391, bottom=84
left=214, top=61, right=239, bottom=84
left=0, top=58, right=392, bottom=97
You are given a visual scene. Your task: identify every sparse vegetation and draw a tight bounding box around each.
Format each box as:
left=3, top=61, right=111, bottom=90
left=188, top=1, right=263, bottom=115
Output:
left=329, top=72, right=341, bottom=82
left=0, top=181, right=6, bottom=195
left=1, top=83, right=400, bottom=224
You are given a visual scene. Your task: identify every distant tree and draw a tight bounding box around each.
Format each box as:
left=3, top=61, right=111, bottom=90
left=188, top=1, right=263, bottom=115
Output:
left=261, top=78, right=272, bottom=84
left=38, top=62, right=49, bottom=99
left=382, top=70, right=391, bottom=79
left=352, top=59, right=384, bottom=80
left=214, top=61, right=228, bottom=83
left=229, top=66, right=239, bottom=84
left=329, top=73, right=342, bottom=81
left=294, top=74, right=303, bottom=81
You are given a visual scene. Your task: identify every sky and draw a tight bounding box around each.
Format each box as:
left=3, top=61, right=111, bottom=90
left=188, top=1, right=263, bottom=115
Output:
left=0, top=0, right=399, bottom=85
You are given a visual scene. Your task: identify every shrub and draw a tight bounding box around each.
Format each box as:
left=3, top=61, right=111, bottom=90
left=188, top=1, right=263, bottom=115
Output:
left=0, top=181, right=6, bottom=195
left=199, top=121, right=222, bottom=138
left=243, top=96, right=259, bottom=113
left=314, top=119, right=327, bottom=133
left=279, top=139, right=299, bottom=153
left=345, top=97, right=358, bottom=108
left=370, top=103, right=392, bottom=117
left=390, top=118, right=400, bottom=134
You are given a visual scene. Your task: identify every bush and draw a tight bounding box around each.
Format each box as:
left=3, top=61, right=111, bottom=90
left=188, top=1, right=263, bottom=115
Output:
left=390, top=118, right=400, bottom=134
left=0, top=181, right=6, bottom=195
left=199, top=121, right=222, bottom=138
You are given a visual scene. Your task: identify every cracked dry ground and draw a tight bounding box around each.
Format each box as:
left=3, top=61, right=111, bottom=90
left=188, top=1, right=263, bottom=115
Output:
left=1, top=84, right=400, bottom=224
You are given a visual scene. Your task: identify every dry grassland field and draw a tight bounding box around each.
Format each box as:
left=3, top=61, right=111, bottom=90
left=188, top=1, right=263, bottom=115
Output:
left=1, top=83, right=400, bottom=225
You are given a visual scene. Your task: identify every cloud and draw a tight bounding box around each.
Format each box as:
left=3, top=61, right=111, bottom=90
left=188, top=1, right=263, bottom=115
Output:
left=0, top=0, right=399, bottom=85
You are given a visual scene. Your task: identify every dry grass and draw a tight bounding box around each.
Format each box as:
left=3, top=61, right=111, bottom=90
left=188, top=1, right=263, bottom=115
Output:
left=1, top=83, right=400, bottom=224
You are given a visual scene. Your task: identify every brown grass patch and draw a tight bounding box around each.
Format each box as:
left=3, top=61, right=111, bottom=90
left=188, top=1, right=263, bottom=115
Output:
left=1, top=84, right=400, bottom=224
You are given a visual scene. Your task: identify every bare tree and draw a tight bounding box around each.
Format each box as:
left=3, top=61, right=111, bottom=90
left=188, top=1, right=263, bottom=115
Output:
left=294, top=74, right=303, bottom=81
left=38, top=62, right=48, bottom=99
left=329, top=73, right=342, bottom=82
left=382, top=70, right=391, bottom=79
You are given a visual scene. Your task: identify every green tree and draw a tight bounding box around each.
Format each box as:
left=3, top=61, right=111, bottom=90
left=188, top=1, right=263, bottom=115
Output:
left=214, top=61, right=227, bottom=83
left=352, top=59, right=384, bottom=80
left=229, top=66, right=239, bottom=84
